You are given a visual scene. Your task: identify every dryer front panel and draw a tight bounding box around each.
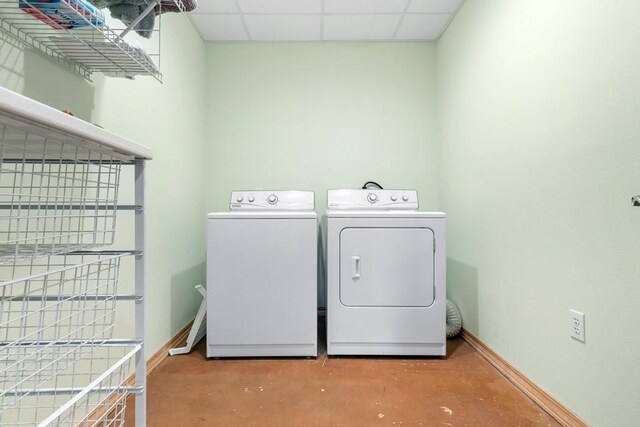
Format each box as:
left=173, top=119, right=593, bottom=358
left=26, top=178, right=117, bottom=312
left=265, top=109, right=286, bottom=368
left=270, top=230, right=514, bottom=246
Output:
left=339, top=227, right=435, bottom=307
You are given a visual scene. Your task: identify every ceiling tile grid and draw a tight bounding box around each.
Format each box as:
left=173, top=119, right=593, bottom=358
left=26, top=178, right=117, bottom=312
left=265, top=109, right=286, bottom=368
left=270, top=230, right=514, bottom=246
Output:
left=190, top=0, right=464, bottom=42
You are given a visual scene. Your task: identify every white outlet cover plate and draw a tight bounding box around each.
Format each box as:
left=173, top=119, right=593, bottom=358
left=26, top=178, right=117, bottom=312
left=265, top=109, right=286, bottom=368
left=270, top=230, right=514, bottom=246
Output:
left=569, top=309, right=585, bottom=342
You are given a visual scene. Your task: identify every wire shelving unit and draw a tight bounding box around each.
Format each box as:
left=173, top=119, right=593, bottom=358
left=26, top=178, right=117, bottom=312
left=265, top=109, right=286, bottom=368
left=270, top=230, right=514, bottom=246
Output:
left=0, top=86, right=152, bottom=426
left=0, top=0, right=186, bottom=82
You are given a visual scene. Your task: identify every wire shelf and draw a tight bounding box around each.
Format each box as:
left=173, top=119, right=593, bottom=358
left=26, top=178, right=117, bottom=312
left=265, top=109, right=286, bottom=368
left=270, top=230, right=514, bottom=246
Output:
left=0, top=121, right=122, bottom=263
left=0, top=344, right=139, bottom=426
left=0, top=253, right=132, bottom=426
left=0, top=0, right=163, bottom=81
left=0, top=253, right=123, bottom=340
left=0, top=87, right=149, bottom=426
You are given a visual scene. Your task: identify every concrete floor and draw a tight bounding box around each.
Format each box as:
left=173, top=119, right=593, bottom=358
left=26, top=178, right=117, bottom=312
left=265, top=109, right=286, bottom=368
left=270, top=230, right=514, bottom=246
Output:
left=125, top=333, right=560, bottom=426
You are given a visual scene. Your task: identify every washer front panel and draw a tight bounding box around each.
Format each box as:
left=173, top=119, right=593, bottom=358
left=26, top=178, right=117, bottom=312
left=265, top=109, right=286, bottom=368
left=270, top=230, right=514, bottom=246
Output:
left=207, top=216, right=318, bottom=357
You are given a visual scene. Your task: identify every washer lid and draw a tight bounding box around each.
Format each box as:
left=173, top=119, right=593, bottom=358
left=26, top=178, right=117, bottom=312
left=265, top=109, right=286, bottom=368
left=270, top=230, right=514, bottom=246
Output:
left=229, top=190, right=314, bottom=211
left=328, top=189, right=418, bottom=210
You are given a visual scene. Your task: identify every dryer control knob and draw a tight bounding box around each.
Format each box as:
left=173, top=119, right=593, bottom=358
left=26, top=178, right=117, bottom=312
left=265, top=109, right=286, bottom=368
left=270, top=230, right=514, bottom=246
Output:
left=367, top=193, right=378, bottom=203
left=267, top=194, right=278, bottom=204
left=402, top=195, right=409, bottom=202
left=236, top=196, right=244, bottom=202
left=248, top=196, right=255, bottom=203
left=391, top=195, right=398, bottom=202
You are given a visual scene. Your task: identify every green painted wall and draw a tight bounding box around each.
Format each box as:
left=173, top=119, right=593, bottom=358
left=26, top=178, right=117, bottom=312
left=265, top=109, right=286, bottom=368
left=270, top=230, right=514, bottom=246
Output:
left=0, top=14, right=208, bottom=356
left=205, top=42, right=439, bottom=216
left=205, top=42, right=438, bottom=307
left=437, top=1, right=640, bottom=425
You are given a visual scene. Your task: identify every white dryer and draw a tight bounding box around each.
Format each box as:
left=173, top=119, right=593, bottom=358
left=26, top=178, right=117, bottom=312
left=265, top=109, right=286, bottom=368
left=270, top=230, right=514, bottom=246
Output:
left=325, top=189, right=446, bottom=356
left=207, top=191, right=317, bottom=357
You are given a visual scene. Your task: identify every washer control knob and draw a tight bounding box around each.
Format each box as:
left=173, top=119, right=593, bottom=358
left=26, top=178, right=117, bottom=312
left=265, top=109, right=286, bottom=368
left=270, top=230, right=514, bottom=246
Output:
left=402, top=195, right=409, bottom=202
left=367, top=193, right=378, bottom=203
left=391, top=195, right=398, bottom=202
left=267, top=194, right=278, bottom=204
left=236, top=195, right=243, bottom=202
left=248, top=196, right=255, bottom=203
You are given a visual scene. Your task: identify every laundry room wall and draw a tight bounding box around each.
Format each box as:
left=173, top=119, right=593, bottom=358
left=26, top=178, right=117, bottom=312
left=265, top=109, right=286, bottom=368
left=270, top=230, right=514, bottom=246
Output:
left=205, top=41, right=438, bottom=308
left=0, top=14, right=208, bottom=357
left=204, top=42, right=439, bottom=215
left=437, top=1, right=640, bottom=425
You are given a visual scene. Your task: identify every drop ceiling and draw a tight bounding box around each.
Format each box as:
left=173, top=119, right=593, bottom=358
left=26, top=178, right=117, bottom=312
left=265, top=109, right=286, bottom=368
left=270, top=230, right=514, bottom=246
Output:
left=190, top=0, right=464, bottom=42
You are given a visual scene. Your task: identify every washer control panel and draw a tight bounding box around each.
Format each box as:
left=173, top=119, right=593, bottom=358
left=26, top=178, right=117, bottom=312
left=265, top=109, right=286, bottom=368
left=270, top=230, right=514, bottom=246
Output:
left=327, top=189, right=418, bottom=210
left=230, top=191, right=315, bottom=210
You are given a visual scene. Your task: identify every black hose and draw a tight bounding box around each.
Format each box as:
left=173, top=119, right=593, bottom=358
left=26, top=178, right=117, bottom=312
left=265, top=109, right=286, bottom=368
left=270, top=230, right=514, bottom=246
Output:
left=362, top=181, right=383, bottom=190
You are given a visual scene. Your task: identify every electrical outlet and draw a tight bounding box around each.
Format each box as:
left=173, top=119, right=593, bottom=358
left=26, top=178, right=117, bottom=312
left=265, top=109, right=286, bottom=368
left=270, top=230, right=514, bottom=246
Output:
left=569, top=309, right=585, bottom=342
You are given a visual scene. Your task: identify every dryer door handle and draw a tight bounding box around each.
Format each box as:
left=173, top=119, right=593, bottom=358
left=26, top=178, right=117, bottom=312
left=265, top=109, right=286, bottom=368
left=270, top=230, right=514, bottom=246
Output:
left=351, top=256, right=361, bottom=280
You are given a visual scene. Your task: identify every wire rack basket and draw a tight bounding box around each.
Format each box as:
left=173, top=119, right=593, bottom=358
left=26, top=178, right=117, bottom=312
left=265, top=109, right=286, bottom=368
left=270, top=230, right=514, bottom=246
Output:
left=1, top=345, right=138, bottom=426
left=0, top=253, right=136, bottom=426
left=0, top=120, right=122, bottom=264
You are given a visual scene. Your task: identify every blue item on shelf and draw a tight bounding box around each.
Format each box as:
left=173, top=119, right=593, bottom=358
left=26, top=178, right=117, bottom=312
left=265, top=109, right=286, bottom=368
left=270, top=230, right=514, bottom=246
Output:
left=19, top=0, right=105, bottom=29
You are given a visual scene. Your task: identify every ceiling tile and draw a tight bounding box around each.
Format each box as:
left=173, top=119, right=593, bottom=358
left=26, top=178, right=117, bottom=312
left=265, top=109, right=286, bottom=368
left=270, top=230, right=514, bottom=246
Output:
left=190, top=14, right=248, bottom=40
left=244, top=15, right=322, bottom=40
left=238, top=0, right=322, bottom=14
left=192, top=0, right=238, bottom=14
left=407, top=0, right=463, bottom=14
left=324, top=15, right=401, bottom=40
left=395, top=13, right=450, bottom=39
left=189, top=0, right=464, bottom=41
left=324, top=0, right=408, bottom=14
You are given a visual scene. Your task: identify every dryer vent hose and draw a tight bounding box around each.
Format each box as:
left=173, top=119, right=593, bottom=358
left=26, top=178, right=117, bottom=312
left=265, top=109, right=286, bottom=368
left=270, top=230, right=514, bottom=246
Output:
left=446, top=298, right=463, bottom=338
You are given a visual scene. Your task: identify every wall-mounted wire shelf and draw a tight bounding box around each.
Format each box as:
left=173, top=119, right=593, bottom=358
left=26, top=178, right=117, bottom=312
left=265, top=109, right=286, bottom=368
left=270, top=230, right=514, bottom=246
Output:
left=0, top=87, right=151, bottom=425
left=0, top=0, right=185, bottom=81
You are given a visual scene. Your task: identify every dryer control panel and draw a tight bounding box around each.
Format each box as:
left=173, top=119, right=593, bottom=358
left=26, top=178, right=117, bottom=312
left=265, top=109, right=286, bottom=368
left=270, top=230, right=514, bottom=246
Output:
left=230, top=190, right=315, bottom=210
left=327, top=189, right=418, bottom=210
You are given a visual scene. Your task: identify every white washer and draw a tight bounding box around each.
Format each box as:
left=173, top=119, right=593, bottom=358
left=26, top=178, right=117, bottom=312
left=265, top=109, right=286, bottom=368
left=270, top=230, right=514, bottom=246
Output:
left=325, top=189, right=446, bottom=356
left=207, top=191, right=317, bottom=357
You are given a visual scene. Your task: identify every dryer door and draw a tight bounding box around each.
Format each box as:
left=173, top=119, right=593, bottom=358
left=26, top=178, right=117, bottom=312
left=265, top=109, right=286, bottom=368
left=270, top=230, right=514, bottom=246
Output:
left=340, top=228, right=435, bottom=307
